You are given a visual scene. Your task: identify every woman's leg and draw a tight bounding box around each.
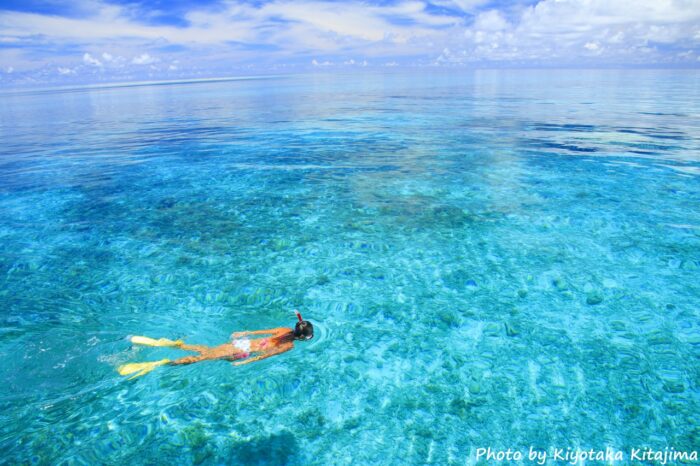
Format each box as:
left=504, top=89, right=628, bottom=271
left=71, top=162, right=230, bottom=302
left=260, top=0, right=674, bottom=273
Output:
left=118, top=340, right=221, bottom=378
left=178, top=343, right=209, bottom=353
left=130, top=336, right=210, bottom=354
left=169, top=354, right=209, bottom=365
left=171, top=344, right=243, bottom=365
left=119, top=344, right=245, bottom=377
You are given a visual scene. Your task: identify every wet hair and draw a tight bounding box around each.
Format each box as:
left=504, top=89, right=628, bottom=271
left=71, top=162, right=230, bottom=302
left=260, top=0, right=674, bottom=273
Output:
left=293, top=320, right=314, bottom=340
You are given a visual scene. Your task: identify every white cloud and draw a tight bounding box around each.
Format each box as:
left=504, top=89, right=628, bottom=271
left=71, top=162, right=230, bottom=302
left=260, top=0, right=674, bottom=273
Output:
left=6, top=66, right=13, bottom=73
left=0, top=1, right=457, bottom=51
left=57, top=66, right=75, bottom=75
left=431, top=0, right=491, bottom=13
left=473, top=10, right=509, bottom=32
left=608, top=31, right=625, bottom=43
left=0, top=0, right=699, bottom=81
left=451, top=0, right=700, bottom=64
left=341, top=58, right=370, bottom=66
left=256, top=1, right=458, bottom=45
left=132, top=53, right=156, bottom=65
left=82, top=52, right=102, bottom=66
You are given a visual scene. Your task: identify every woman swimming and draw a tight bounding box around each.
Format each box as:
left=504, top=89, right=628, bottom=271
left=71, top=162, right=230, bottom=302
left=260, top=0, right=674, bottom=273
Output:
left=118, top=311, right=313, bottom=379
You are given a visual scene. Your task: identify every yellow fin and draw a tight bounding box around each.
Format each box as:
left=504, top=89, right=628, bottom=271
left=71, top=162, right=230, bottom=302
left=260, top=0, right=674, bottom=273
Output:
left=118, top=359, right=171, bottom=379
left=131, top=336, right=183, bottom=347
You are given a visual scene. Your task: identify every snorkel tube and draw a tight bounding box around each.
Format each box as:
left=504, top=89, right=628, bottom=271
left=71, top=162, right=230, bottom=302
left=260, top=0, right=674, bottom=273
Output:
left=295, top=310, right=304, bottom=322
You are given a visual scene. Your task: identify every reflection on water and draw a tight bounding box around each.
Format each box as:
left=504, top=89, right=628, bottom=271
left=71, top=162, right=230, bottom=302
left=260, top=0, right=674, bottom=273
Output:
left=1, top=70, right=699, bottom=464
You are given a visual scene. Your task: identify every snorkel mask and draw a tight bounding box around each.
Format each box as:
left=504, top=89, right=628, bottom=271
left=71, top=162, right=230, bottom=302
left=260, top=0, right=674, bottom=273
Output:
left=293, top=310, right=314, bottom=340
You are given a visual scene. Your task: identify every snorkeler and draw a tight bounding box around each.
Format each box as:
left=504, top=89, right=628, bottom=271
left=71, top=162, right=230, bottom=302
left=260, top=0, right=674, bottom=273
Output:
left=117, top=311, right=313, bottom=379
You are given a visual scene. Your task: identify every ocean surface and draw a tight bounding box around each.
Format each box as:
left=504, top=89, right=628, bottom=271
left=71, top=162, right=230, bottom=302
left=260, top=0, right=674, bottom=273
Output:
left=0, top=70, right=699, bottom=465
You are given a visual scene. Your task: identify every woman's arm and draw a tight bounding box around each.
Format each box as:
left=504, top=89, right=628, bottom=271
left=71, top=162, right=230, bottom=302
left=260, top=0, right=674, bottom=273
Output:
left=233, top=343, right=292, bottom=366
left=231, top=327, right=289, bottom=338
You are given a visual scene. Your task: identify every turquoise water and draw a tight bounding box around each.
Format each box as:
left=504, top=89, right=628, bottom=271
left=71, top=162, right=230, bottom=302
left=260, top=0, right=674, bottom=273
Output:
left=1, top=71, right=699, bottom=465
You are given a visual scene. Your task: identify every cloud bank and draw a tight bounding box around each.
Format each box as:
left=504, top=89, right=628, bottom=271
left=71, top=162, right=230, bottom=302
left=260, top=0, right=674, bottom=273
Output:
left=1, top=0, right=699, bottom=85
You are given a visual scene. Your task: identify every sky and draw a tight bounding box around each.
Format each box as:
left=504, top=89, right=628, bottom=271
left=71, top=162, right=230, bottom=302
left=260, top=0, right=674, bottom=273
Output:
left=1, top=0, right=700, bottom=86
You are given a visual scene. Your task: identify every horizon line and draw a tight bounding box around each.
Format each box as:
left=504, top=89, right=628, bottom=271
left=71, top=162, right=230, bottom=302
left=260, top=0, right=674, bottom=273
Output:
left=2, top=67, right=700, bottom=96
